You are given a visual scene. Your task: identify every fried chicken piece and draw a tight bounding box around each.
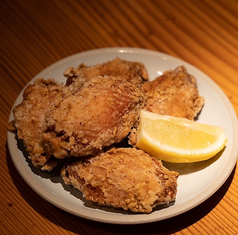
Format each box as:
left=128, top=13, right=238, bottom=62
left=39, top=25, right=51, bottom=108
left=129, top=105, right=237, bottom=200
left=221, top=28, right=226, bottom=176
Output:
left=129, top=66, right=204, bottom=146
left=42, top=76, right=145, bottom=159
left=8, top=79, right=66, bottom=170
left=61, top=148, right=179, bottom=213
left=64, top=58, right=149, bottom=89
left=143, top=66, right=204, bottom=120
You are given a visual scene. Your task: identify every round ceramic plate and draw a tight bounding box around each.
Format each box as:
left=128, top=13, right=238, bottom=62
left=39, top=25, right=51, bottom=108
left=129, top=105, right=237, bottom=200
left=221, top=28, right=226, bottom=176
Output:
left=7, top=48, right=238, bottom=224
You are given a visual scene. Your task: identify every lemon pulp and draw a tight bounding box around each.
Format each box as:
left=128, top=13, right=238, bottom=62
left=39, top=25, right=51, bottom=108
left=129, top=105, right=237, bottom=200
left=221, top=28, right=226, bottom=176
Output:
left=136, top=110, right=227, bottom=163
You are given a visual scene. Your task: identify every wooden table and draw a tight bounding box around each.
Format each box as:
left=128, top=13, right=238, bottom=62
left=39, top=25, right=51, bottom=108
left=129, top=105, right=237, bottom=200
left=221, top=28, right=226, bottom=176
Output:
left=1, top=0, right=238, bottom=234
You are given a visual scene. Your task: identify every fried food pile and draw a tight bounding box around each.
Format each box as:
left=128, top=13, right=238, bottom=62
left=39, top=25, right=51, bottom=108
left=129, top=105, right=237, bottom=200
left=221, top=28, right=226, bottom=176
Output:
left=8, top=58, right=204, bottom=213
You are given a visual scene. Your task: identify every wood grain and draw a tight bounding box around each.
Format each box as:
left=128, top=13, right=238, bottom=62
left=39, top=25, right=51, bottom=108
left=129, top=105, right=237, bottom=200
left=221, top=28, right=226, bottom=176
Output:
left=1, top=0, right=238, bottom=234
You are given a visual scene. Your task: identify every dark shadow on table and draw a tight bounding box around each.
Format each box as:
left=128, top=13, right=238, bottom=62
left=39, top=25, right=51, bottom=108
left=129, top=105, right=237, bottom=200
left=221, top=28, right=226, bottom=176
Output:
left=6, top=143, right=236, bottom=235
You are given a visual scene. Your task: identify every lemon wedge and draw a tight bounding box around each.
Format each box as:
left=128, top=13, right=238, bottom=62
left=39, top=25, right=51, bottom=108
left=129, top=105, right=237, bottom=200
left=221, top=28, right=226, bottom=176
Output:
left=136, top=110, right=227, bottom=163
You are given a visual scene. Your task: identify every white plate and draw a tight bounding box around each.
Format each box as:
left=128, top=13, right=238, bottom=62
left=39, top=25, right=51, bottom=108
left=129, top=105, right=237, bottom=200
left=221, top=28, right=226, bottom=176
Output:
left=7, top=48, right=238, bottom=224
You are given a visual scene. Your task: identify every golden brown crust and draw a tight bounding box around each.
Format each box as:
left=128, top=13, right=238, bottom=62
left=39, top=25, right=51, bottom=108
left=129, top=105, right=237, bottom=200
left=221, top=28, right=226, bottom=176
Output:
left=8, top=58, right=148, bottom=170
left=143, top=66, right=204, bottom=120
left=9, top=78, right=65, bottom=169
left=64, top=57, right=149, bottom=87
left=128, top=66, right=204, bottom=146
left=61, top=148, right=179, bottom=213
left=42, top=76, right=145, bottom=159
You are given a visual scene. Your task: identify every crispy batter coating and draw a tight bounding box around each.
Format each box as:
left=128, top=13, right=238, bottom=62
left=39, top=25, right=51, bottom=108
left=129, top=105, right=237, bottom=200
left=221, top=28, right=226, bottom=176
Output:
left=8, top=79, right=66, bottom=169
left=42, top=76, right=145, bottom=159
left=129, top=66, right=204, bottom=146
left=61, top=148, right=179, bottom=213
left=8, top=58, right=148, bottom=170
left=143, top=66, right=204, bottom=120
left=64, top=57, right=149, bottom=88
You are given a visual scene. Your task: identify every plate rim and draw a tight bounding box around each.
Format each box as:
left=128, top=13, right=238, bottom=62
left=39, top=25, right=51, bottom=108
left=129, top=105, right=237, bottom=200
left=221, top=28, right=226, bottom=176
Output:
left=7, top=47, right=238, bottom=224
